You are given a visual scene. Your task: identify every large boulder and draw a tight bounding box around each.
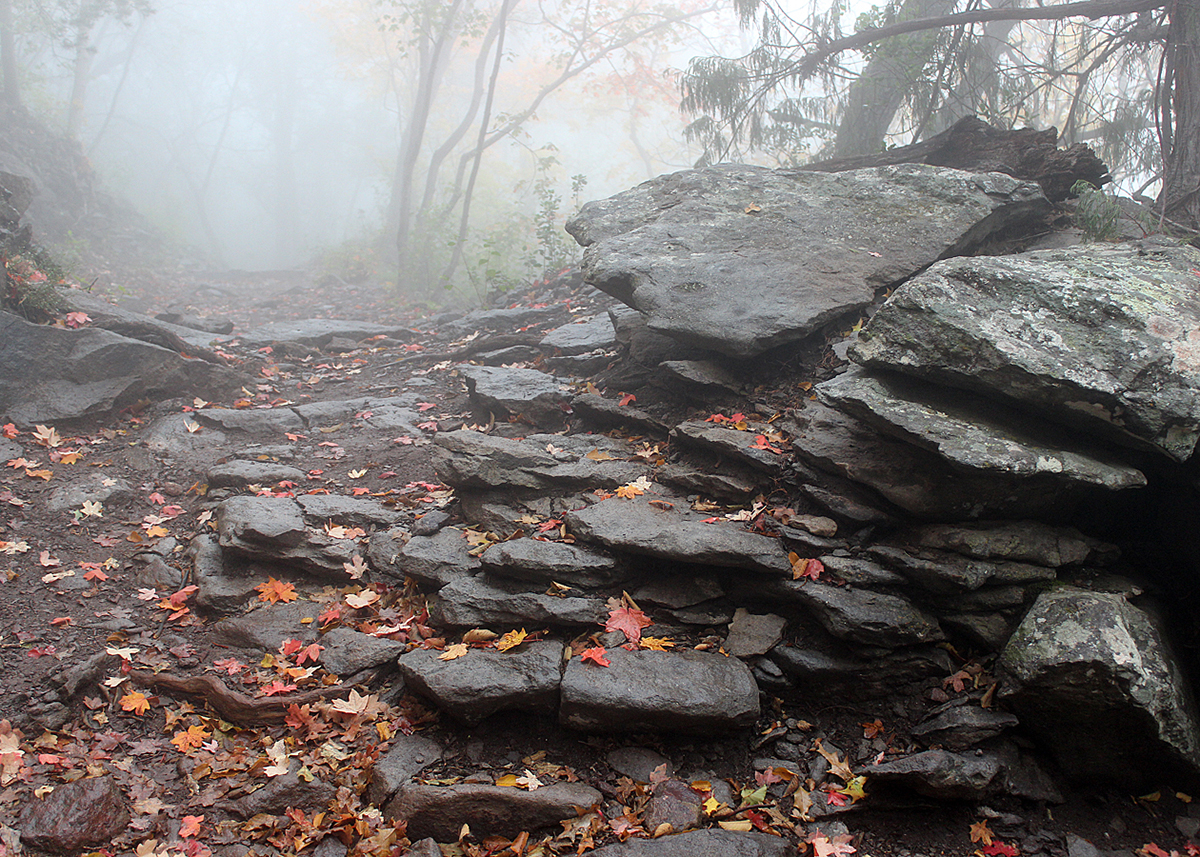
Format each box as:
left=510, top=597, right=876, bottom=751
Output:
left=851, top=239, right=1200, bottom=461
left=0, top=311, right=241, bottom=424
left=567, top=163, right=1049, bottom=358
left=998, top=586, right=1200, bottom=785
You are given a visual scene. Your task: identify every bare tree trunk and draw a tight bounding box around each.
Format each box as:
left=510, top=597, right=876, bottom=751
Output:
left=391, top=0, right=466, bottom=280
left=1159, top=0, right=1200, bottom=229
left=834, top=0, right=959, bottom=157
left=439, top=0, right=516, bottom=289
left=0, top=0, right=20, bottom=110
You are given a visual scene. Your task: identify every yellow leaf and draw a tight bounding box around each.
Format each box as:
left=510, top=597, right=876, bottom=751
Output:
left=495, top=774, right=520, bottom=787
left=438, top=643, right=468, bottom=661
left=585, top=449, right=615, bottom=461
left=639, top=636, right=674, bottom=651
left=838, top=775, right=867, bottom=802
left=702, top=796, right=722, bottom=815
left=496, top=628, right=528, bottom=652
left=717, top=820, right=753, bottom=832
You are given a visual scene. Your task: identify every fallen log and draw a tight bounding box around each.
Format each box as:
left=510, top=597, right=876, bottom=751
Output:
left=801, top=115, right=1110, bottom=201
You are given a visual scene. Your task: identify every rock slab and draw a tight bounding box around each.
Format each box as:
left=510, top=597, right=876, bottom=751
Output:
left=567, top=163, right=1048, bottom=358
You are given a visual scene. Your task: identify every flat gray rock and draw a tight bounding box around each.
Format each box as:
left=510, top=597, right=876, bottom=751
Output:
left=817, top=367, right=1145, bottom=489
left=570, top=393, right=669, bottom=435
left=433, top=430, right=645, bottom=491
left=634, top=571, right=723, bottom=610
left=432, top=574, right=607, bottom=627
left=210, top=601, right=323, bottom=650
left=865, top=749, right=1002, bottom=799
left=566, top=496, right=790, bottom=574
left=197, top=406, right=304, bottom=435
left=398, top=640, right=565, bottom=724
left=999, top=587, right=1200, bottom=784
left=296, top=494, right=406, bottom=527
left=367, top=734, right=445, bottom=805
left=907, top=520, right=1098, bottom=566
left=386, top=781, right=601, bottom=841
left=724, top=609, right=788, bottom=657
left=768, top=641, right=952, bottom=699
left=788, top=399, right=1076, bottom=520
left=189, top=533, right=303, bottom=613
left=589, top=829, right=792, bottom=857
left=851, top=240, right=1200, bottom=461
left=559, top=646, right=759, bottom=733
left=670, top=420, right=788, bottom=473
left=912, top=704, right=1020, bottom=750
left=46, top=473, right=135, bottom=513
left=0, top=311, right=241, bottom=424
left=236, top=319, right=415, bottom=348
left=567, top=164, right=1048, bottom=358
left=767, top=580, right=943, bottom=648
left=206, top=460, right=307, bottom=489
left=391, top=528, right=480, bottom=590
left=217, top=494, right=359, bottom=576
left=657, top=360, right=746, bottom=395
left=540, top=313, right=617, bottom=355
left=318, top=627, right=407, bottom=676
left=481, top=537, right=632, bottom=588
left=866, top=544, right=1057, bottom=593
left=459, top=365, right=570, bottom=429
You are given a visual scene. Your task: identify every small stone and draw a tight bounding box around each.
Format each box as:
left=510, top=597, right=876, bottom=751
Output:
left=606, top=747, right=674, bottom=783
left=724, top=609, right=788, bottom=658
left=18, top=775, right=130, bottom=853
left=644, top=779, right=704, bottom=833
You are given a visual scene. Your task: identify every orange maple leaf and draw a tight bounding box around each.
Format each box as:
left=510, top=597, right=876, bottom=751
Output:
left=120, top=691, right=151, bottom=715
left=171, top=725, right=210, bottom=754
left=179, top=815, right=203, bottom=838
left=256, top=577, right=298, bottom=604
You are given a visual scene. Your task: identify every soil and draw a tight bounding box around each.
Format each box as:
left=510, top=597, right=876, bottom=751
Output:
left=0, top=263, right=1193, bottom=857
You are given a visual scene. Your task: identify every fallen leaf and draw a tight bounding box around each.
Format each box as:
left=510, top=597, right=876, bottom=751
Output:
left=981, top=842, right=1019, bottom=857
left=439, top=643, right=469, bottom=661
left=618, top=392, right=636, bottom=406
left=496, top=628, right=528, bottom=652
left=120, top=691, right=152, bottom=715
left=345, top=589, right=379, bottom=609
left=580, top=646, right=610, bottom=666
left=256, top=577, right=298, bottom=604
left=606, top=604, right=653, bottom=645
left=462, top=628, right=498, bottom=644
left=789, top=553, right=824, bottom=582
left=970, top=821, right=994, bottom=845
left=811, top=833, right=856, bottom=857
left=171, top=725, right=210, bottom=753
left=639, top=636, right=673, bottom=651
left=32, top=424, right=62, bottom=448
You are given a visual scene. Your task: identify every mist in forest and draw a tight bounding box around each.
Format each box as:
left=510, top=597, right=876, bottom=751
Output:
left=35, top=0, right=744, bottom=287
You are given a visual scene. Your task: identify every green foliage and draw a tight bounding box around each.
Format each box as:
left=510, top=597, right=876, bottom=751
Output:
left=2, top=246, right=71, bottom=321
left=1070, top=181, right=1121, bottom=242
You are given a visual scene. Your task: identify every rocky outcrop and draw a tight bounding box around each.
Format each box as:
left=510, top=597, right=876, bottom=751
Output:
left=567, top=163, right=1049, bottom=358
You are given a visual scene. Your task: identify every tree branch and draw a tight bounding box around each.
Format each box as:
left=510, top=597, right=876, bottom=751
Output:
left=796, top=0, right=1167, bottom=76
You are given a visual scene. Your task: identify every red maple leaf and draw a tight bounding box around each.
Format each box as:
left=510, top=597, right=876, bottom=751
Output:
left=605, top=604, right=653, bottom=644
left=580, top=646, right=610, bottom=666
left=618, top=392, right=636, bottom=406
left=982, top=843, right=1019, bottom=857
left=259, top=680, right=297, bottom=697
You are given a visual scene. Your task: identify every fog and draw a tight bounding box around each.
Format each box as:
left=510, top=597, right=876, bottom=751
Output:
left=31, top=0, right=745, bottom=289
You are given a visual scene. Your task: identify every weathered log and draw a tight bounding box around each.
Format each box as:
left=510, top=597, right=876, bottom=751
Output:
left=802, top=116, right=1110, bottom=201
